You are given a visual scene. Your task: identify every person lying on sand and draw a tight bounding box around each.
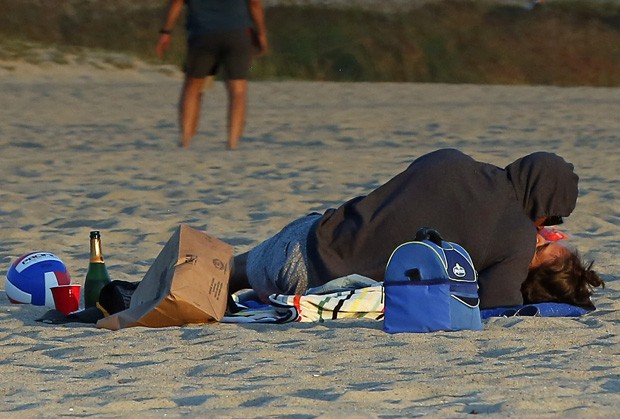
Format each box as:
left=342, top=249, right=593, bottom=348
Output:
left=521, top=232, right=603, bottom=309
left=229, top=148, right=604, bottom=309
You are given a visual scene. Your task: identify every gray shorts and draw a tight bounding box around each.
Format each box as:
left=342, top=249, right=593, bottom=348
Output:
left=185, top=29, right=253, bottom=79
left=246, top=214, right=321, bottom=301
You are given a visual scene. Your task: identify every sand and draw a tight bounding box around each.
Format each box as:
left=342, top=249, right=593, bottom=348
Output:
left=0, top=62, right=618, bottom=417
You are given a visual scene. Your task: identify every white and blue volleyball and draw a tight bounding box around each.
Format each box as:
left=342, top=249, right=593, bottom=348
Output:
left=5, top=252, right=71, bottom=307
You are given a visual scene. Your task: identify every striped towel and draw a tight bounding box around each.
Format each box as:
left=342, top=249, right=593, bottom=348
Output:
left=221, top=276, right=384, bottom=324
left=270, top=285, right=384, bottom=323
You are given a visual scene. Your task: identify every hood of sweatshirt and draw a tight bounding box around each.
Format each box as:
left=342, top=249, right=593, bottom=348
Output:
left=505, top=152, right=579, bottom=222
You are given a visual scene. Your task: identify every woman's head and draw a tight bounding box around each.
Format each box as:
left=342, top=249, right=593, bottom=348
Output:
left=523, top=236, right=604, bottom=309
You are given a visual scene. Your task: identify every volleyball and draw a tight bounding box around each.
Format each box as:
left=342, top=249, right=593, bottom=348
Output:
left=5, top=252, right=71, bottom=307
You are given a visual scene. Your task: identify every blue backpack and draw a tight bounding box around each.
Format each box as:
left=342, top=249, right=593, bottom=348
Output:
left=383, top=228, right=483, bottom=333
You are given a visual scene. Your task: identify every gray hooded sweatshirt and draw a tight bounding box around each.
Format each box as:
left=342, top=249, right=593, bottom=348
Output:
left=306, top=148, right=578, bottom=308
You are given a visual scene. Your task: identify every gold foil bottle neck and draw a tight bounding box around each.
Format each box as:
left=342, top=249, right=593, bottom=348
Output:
left=89, top=230, right=105, bottom=263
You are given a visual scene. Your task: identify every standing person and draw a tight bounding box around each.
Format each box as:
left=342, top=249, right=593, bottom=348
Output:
left=156, top=0, right=268, bottom=149
left=230, top=148, right=603, bottom=309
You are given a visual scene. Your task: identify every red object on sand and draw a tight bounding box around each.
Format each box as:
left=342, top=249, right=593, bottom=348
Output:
left=540, top=228, right=569, bottom=241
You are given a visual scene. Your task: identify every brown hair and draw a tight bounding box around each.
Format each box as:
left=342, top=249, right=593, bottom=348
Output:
left=521, top=250, right=605, bottom=310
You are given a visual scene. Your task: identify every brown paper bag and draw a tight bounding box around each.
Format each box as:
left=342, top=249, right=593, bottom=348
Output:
left=97, top=224, right=233, bottom=330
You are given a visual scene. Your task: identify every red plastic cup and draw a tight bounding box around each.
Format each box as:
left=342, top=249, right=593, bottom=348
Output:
left=50, top=285, right=81, bottom=315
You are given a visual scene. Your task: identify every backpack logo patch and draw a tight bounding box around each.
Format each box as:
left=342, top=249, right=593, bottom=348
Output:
left=452, top=263, right=466, bottom=278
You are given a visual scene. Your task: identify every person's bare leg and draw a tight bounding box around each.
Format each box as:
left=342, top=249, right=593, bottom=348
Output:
left=190, top=76, right=214, bottom=138
left=178, top=76, right=206, bottom=148
left=225, top=79, right=248, bottom=150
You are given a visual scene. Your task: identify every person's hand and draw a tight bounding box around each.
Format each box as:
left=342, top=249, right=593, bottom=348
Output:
left=256, top=33, right=268, bottom=56
left=155, top=34, right=172, bottom=59
left=251, top=30, right=268, bottom=57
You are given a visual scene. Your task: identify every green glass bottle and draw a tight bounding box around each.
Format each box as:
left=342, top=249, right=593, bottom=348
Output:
left=83, top=230, right=112, bottom=308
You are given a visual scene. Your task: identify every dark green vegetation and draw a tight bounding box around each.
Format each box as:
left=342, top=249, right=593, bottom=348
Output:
left=1, top=0, right=619, bottom=85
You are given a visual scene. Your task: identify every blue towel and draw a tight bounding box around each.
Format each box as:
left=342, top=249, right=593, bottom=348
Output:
left=481, top=302, right=590, bottom=319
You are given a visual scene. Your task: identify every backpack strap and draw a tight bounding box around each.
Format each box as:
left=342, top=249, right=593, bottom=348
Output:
left=414, top=227, right=444, bottom=246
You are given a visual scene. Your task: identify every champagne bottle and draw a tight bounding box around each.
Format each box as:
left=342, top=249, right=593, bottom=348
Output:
left=83, top=230, right=112, bottom=308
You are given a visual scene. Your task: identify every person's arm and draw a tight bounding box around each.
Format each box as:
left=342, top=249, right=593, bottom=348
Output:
left=477, top=251, right=532, bottom=309
left=155, top=0, right=185, bottom=59
left=248, top=0, right=268, bottom=56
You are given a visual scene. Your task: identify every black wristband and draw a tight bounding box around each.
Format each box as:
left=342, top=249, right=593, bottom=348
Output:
left=159, top=29, right=172, bottom=35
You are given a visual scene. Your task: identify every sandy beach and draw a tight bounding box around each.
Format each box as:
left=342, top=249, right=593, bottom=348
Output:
left=0, top=62, right=619, bottom=417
